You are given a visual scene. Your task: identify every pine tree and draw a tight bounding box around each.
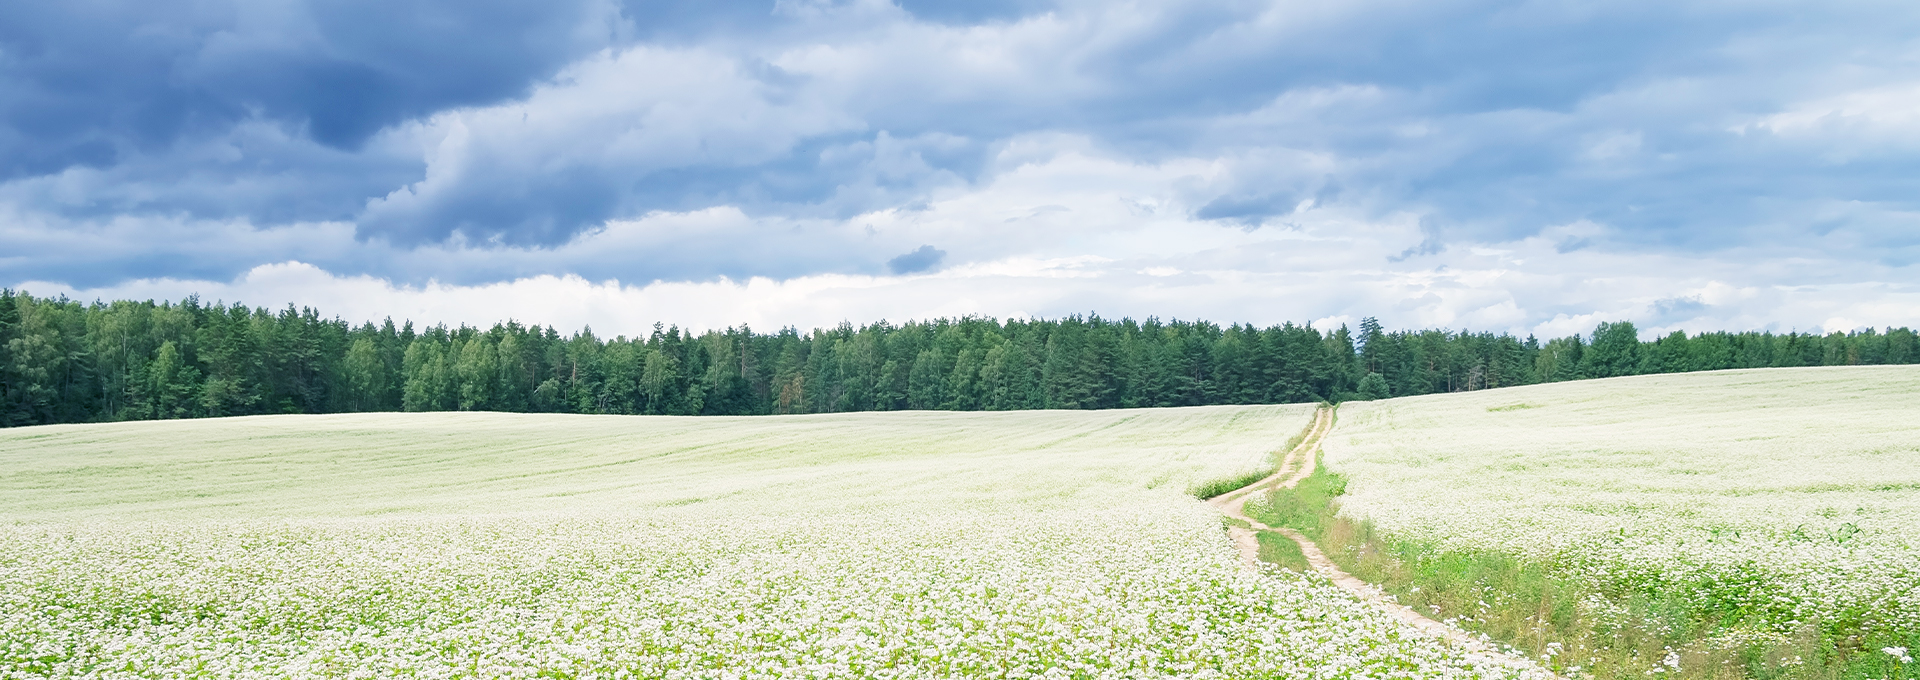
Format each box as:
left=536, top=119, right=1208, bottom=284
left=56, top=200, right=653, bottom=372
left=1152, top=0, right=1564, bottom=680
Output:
left=401, top=339, right=452, bottom=412
left=907, top=349, right=946, bottom=410
left=148, top=340, right=201, bottom=419
left=6, top=298, right=68, bottom=425
left=343, top=338, right=386, bottom=412
left=946, top=347, right=983, bottom=410
left=641, top=347, right=681, bottom=415
left=455, top=336, right=499, bottom=411
left=494, top=330, right=531, bottom=412
left=0, top=289, right=19, bottom=427
left=1356, top=372, right=1390, bottom=400
left=5, top=288, right=1920, bottom=427
left=1580, top=321, right=1642, bottom=379
left=197, top=305, right=263, bottom=416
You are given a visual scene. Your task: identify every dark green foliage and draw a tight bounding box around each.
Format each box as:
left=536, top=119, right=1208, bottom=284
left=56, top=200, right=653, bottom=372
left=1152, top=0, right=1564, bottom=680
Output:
left=1581, top=320, right=1642, bottom=378
left=1251, top=465, right=1347, bottom=537
left=1355, top=372, right=1390, bottom=400
left=1191, top=470, right=1271, bottom=500
left=0, top=289, right=1914, bottom=425
left=1254, top=530, right=1312, bottom=572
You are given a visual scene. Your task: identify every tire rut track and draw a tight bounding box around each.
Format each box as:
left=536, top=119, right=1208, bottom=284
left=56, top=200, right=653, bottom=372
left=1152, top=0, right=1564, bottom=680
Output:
left=1209, top=405, right=1557, bottom=678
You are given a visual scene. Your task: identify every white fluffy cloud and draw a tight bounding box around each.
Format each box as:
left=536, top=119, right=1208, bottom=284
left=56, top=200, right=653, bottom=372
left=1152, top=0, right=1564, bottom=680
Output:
left=358, top=45, right=866, bottom=244
left=22, top=158, right=1918, bottom=340
left=1746, top=82, right=1920, bottom=152
left=6, top=0, right=1920, bottom=336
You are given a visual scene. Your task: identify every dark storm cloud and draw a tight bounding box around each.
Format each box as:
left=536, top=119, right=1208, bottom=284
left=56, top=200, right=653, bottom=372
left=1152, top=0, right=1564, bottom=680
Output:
left=4, top=0, right=1920, bottom=288
left=891, top=0, right=1051, bottom=25
left=0, top=0, right=624, bottom=233
left=887, top=245, right=946, bottom=274
left=0, top=1, right=619, bottom=158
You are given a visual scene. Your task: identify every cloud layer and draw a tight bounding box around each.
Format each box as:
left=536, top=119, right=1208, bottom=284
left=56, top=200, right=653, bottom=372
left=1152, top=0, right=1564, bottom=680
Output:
left=4, top=0, right=1917, bottom=335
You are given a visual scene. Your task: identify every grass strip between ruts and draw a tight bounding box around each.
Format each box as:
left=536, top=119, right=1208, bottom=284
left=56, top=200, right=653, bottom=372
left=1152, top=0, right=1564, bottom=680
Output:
left=1190, top=415, right=1316, bottom=500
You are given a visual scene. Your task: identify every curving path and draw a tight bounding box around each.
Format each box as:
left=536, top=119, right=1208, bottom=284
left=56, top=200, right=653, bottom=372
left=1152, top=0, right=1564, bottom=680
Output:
left=1209, top=406, right=1557, bottom=678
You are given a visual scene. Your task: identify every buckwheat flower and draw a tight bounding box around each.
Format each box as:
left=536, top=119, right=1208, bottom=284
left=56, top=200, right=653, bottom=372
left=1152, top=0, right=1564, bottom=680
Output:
left=0, top=404, right=1559, bottom=679
left=1324, top=369, right=1920, bottom=651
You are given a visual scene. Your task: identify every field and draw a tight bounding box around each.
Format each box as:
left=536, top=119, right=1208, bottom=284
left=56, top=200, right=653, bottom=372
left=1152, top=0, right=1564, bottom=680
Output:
left=0, top=405, right=1539, bottom=678
left=1319, top=366, right=1920, bottom=677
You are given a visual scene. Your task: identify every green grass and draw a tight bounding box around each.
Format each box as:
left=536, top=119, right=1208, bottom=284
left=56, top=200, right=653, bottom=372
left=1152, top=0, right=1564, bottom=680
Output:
left=1250, top=453, right=1920, bottom=680
left=1316, top=366, right=1920, bottom=678
left=1253, top=530, right=1311, bottom=572
left=1249, top=461, right=1345, bottom=534
left=1190, top=469, right=1270, bottom=500
left=1187, top=416, right=1316, bottom=500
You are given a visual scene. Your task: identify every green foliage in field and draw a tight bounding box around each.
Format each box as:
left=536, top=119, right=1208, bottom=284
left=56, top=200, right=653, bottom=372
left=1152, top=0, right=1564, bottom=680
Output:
left=1189, top=469, right=1271, bottom=500
left=1256, top=467, right=1920, bottom=680
left=1254, top=530, right=1312, bottom=573
left=1187, top=419, right=1314, bottom=500
left=1252, top=464, right=1346, bottom=535
left=1311, top=366, right=1920, bottom=679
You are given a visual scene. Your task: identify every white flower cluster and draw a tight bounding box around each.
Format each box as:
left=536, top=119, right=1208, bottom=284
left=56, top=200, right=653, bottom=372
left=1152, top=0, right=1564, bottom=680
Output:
left=0, top=503, right=1537, bottom=678
left=0, top=404, right=1540, bottom=678
left=1325, top=366, right=1920, bottom=638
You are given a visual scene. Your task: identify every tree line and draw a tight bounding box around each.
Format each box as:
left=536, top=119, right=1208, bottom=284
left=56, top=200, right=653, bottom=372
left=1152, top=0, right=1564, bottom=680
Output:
left=0, top=289, right=1914, bottom=427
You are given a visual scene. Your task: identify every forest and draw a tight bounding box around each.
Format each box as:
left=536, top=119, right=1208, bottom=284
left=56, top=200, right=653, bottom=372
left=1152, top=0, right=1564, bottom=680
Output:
left=0, top=289, right=1914, bottom=427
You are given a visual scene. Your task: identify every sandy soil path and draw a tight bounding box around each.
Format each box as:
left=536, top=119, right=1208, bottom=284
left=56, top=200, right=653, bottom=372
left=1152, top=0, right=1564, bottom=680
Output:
left=1209, top=406, right=1556, bottom=678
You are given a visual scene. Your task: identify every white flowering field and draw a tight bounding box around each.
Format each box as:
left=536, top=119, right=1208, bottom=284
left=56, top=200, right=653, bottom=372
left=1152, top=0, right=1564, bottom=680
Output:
left=0, top=405, right=1530, bottom=678
left=1325, top=366, right=1920, bottom=643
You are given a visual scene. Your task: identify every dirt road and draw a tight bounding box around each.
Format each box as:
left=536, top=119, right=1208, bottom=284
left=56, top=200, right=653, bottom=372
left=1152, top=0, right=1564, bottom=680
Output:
left=1209, top=405, right=1556, bottom=677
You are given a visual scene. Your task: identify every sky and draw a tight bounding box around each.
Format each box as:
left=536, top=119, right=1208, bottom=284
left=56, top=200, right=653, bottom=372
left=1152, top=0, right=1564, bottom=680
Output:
left=3, top=0, right=1917, bottom=339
